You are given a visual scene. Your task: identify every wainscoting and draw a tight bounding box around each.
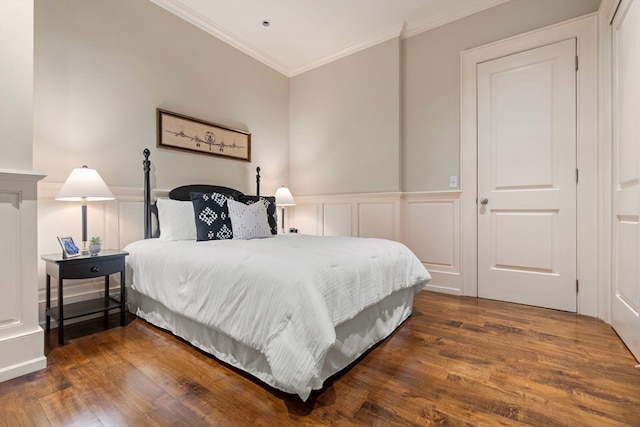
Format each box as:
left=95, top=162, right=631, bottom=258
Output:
left=36, top=183, right=169, bottom=327
left=291, top=191, right=462, bottom=295
left=36, top=184, right=462, bottom=327
left=402, top=192, right=461, bottom=294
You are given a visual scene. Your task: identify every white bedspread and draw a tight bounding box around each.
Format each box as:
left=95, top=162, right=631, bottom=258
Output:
left=124, top=234, right=430, bottom=399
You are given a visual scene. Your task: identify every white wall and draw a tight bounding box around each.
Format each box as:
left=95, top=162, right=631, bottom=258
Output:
left=0, top=0, right=34, bottom=170
left=285, top=191, right=463, bottom=295
left=291, top=190, right=462, bottom=294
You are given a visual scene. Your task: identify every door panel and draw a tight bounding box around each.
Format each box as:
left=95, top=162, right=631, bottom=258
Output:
left=493, top=62, right=555, bottom=189
left=611, top=0, right=640, bottom=363
left=493, top=211, right=555, bottom=272
left=477, top=39, right=577, bottom=312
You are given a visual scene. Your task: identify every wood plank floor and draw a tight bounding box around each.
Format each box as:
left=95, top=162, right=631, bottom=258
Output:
left=1, top=291, right=639, bottom=426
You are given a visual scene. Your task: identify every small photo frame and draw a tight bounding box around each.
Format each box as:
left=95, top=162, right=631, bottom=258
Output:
left=57, top=236, right=81, bottom=258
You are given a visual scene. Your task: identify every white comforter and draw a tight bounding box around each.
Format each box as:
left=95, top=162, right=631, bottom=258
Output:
left=124, top=234, right=430, bottom=399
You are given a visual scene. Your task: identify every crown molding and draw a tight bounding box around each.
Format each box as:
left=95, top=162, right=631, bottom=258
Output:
left=150, top=0, right=510, bottom=77
left=402, top=0, right=511, bottom=39
left=289, top=21, right=407, bottom=76
left=149, top=0, right=291, bottom=76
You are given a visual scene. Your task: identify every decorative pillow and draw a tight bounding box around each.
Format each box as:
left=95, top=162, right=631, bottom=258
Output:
left=227, top=198, right=272, bottom=240
left=156, top=198, right=196, bottom=241
left=190, top=192, right=233, bottom=241
left=238, top=195, right=278, bottom=235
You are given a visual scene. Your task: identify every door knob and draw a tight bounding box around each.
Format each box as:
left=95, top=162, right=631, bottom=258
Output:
left=480, top=197, right=489, bottom=205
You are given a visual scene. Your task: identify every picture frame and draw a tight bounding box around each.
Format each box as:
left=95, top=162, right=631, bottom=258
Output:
left=57, top=236, right=81, bottom=259
left=157, top=108, right=251, bottom=162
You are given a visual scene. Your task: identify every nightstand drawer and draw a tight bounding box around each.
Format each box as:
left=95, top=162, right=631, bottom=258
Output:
left=58, top=258, right=125, bottom=279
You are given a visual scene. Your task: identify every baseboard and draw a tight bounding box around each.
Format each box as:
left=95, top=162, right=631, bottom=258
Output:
left=0, top=329, right=47, bottom=382
left=424, top=284, right=463, bottom=296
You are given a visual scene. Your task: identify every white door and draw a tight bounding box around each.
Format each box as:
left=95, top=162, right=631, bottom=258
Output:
left=477, top=39, right=577, bottom=312
left=611, top=0, right=640, bottom=363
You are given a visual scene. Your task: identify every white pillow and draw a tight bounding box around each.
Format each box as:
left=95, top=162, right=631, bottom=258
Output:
left=227, top=198, right=272, bottom=240
left=156, top=198, right=196, bottom=241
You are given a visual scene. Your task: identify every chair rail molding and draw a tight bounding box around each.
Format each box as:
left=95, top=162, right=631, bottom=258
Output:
left=403, top=191, right=462, bottom=295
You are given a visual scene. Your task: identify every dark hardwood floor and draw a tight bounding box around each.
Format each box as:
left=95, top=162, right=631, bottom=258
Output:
left=1, top=291, right=639, bottom=426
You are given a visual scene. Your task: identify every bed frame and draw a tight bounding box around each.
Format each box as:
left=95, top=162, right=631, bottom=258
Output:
left=142, top=148, right=262, bottom=239
left=133, top=148, right=424, bottom=400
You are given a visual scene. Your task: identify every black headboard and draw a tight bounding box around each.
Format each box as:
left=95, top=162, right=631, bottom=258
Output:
left=143, top=148, right=261, bottom=239
left=168, top=185, right=244, bottom=201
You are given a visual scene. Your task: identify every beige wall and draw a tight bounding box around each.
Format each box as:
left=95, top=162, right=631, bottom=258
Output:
left=31, top=0, right=291, bottom=322
left=34, top=0, right=289, bottom=195
left=16, top=0, right=603, bottom=329
left=0, top=0, right=34, bottom=171
left=290, top=38, right=401, bottom=195
left=288, top=0, right=599, bottom=195
left=402, top=0, right=600, bottom=191
left=32, top=0, right=599, bottom=197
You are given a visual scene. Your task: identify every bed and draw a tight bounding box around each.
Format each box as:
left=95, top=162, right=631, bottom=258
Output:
left=124, top=149, right=431, bottom=401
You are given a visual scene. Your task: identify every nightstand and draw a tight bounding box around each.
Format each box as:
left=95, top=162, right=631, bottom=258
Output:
left=41, top=249, right=129, bottom=345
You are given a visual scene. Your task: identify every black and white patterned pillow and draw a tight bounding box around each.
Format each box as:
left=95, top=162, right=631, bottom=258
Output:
left=239, top=195, right=278, bottom=235
left=190, top=192, right=233, bottom=241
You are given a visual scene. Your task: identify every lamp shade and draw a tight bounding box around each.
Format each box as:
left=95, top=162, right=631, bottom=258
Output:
left=275, top=186, right=296, bottom=206
left=56, top=166, right=115, bottom=201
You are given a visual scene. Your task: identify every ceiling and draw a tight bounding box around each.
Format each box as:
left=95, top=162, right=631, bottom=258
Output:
left=150, top=0, right=510, bottom=77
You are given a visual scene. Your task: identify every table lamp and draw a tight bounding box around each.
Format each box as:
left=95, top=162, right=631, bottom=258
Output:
left=56, top=165, right=115, bottom=255
left=275, top=186, right=296, bottom=234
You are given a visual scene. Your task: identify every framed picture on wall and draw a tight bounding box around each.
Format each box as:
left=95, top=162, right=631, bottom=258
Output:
left=157, top=108, right=251, bottom=161
left=57, top=236, right=81, bottom=258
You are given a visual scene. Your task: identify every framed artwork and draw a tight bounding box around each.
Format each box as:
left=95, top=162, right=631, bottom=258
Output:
left=157, top=109, right=251, bottom=162
left=57, top=236, right=80, bottom=258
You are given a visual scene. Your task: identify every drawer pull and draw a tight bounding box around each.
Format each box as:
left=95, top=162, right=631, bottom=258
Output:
left=90, top=266, right=100, bottom=273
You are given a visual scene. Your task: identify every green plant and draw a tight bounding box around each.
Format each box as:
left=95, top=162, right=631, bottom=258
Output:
left=89, top=236, right=102, bottom=245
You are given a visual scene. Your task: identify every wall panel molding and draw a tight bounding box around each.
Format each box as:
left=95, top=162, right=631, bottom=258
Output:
left=292, top=190, right=461, bottom=293
left=403, top=191, right=462, bottom=294
left=36, top=183, right=148, bottom=328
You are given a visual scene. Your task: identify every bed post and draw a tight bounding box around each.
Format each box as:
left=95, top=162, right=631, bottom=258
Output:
left=256, top=167, right=261, bottom=196
left=143, top=148, right=151, bottom=239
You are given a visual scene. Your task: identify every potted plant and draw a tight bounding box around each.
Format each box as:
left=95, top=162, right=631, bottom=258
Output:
left=89, top=236, right=102, bottom=256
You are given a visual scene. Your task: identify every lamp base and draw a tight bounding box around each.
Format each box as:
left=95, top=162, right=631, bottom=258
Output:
left=80, top=240, right=89, bottom=256
left=81, top=201, right=89, bottom=254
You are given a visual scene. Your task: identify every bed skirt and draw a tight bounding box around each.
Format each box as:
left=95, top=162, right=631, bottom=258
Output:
left=127, top=285, right=418, bottom=399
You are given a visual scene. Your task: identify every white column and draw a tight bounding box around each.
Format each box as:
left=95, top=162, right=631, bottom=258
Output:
left=0, top=0, right=47, bottom=381
left=0, top=171, right=47, bottom=381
